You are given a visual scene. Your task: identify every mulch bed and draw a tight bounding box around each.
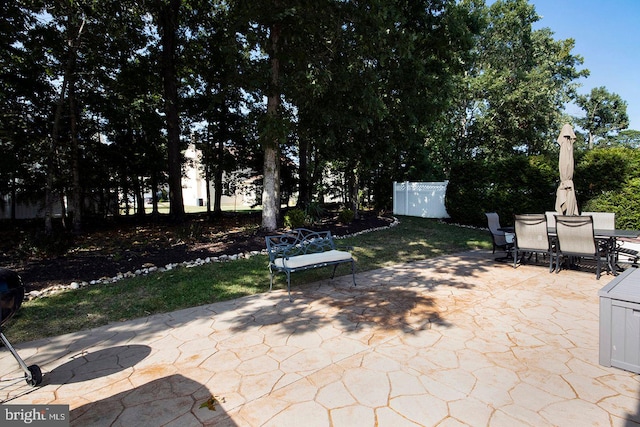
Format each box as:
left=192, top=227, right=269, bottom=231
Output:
left=0, top=211, right=393, bottom=292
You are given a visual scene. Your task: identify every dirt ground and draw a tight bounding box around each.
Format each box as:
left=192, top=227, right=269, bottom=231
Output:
left=0, top=211, right=392, bottom=292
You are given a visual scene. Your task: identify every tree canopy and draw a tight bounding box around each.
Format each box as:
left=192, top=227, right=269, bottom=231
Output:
left=0, top=0, right=626, bottom=231
left=576, top=86, right=629, bottom=149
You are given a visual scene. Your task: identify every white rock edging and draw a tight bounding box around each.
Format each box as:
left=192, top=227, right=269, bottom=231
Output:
left=25, top=217, right=399, bottom=301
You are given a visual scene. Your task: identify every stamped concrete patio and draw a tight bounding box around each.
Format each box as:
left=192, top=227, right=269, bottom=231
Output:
left=1, top=250, right=640, bottom=426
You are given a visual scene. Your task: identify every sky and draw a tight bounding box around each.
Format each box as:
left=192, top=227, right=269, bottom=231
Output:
left=529, top=0, right=640, bottom=131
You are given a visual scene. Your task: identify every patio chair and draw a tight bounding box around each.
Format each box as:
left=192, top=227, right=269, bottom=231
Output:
left=554, top=215, right=608, bottom=279
left=512, top=214, right=554, bottom=271
left=581, top=211, right=615, bottom=230
left=545, top=211, right=557, bottom=228
left=485, top=212, right=514, bottom=255
left=580, top=211, right=633, bottom=268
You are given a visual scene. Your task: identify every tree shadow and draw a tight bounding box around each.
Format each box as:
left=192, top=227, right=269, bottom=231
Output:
left=625, top=395, right=640, bottom=426
left=227, top=251, right=490, bottom=337
left=0, top=345, right=151, bottom=403
left=46, top=345, right=152, bottom=385
left=70, top=374, right=237, bottom=426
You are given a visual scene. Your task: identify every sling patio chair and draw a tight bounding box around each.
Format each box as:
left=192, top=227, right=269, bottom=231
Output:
left=545, top=211, right=557, bottom=229
left=485, top=212, right=514, bottom=257
left=554, top=215, right=609, bottom=279
left=580, top=211, right=639, bottom=268
left=581, top=211, right=615, bottom=230
left=512, top=214, right=554, bottom=271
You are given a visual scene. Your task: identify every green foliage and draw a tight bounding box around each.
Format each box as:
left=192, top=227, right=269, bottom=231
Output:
left=0, top=0, right=606, bottom=232
left=445, top=160, right=490, bottom=226
left=446, top=155, right=556, bottom=226
left=576, top=87, right=629, bottom=148
left=582, top=178, right=640, bottom=229
left=338, top=209, right=354, bottom=224
left=17, top=230, right=75, bottom=259
left=175, top=221, right=205, bottom=242
left=445, top=147, right=640, bottom=229
left=305, top=202, right=325, bottom=223
left=603, top=129, right=640, bottom=148
left=577, top=147, right=640, bottom=229
left=458, top=0, right=587, bottom=159
left=574, top=147, right=640, bottom=208
left=284, top=208, right=307, bottom=229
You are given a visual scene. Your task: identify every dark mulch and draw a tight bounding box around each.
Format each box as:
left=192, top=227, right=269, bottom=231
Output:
left=0, top=211, right=392, bottom=292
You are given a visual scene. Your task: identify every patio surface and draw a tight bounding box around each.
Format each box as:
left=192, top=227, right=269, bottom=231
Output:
left=1, top=250, right=640, bottom=426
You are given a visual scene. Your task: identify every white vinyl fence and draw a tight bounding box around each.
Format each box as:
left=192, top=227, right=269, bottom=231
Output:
left=393, top=181, right=449, bottom=218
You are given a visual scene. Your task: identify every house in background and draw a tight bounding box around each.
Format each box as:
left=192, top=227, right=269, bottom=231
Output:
left=177, top=143, right=258, bottom=211
left=0, top=194, right=65, bottom=220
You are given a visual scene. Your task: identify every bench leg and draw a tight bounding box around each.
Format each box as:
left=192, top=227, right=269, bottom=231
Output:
left=351, top=260, right=356, bottom=286
left=330, top=261, right=356, bottom=286
left=331, top=264, right=338, bottom=279
left=286, top=271, right=292, bottom=302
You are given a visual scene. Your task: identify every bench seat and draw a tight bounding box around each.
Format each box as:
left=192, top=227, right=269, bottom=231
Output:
left=273, top=249, right=353, bottom=270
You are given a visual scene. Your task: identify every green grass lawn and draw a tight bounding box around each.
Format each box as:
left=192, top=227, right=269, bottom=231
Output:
left=5, top=216, right=491, bottom=344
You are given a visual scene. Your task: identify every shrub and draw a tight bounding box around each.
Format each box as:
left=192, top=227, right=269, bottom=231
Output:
left=175, top=221, right=205, bottom=242
left=582, top=177, right=640, bottom=229
left=18, top=230, right=75, bottom=258
left=575, top=147, right=640, bottom=203
left=284, top=208, right=307, bottom=229
left=305, top=202, right=325, bottom=223
left=445, top=155, right=556, bottom=227
left=338, top=209, right=354, bottom=224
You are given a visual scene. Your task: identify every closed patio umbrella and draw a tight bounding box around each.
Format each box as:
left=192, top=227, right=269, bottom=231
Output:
left=555, top=123, right=579, bottom=215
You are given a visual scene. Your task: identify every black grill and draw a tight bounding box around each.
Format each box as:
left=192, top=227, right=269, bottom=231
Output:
left=0, top=268, right=42, bottom=387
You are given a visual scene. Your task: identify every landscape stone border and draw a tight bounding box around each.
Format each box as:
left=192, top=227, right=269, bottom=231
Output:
left=26, top=217, right=399, bottom=301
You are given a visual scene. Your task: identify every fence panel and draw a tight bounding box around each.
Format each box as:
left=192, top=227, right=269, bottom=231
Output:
left=393, top=181, right=449, bottom=218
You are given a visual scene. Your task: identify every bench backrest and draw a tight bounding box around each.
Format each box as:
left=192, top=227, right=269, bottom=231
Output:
left=265, top=228, right=336, bottom=262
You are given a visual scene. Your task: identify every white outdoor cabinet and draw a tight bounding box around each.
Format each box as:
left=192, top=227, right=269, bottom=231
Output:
left=599, top=266, right=640, bottom=373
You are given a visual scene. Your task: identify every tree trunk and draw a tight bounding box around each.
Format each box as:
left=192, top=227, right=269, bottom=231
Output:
left=148, top=131, right=160, bottom=218
left=150, top=171, right=160, bottom=217
left=10, top=176, right=16, bottom=221
left=60, top=192, right=67, bottom=229
left=347, top=160, right=360, bottom=220
left=68, top=73, right=82, bottom=233
left=213, top=123, right=223, bottom=216
left=133, top=175, right=145, bottom=218
left=206, top=166, right=213, bottom=216
left=261, top=23, right=282, bottom=231
left=297, top=137, right=310, bottom=209
left=45, top=14, right=85, bottom=234
left=159, top=0, right=185, bottom=221
left=45, top=77, right=67, bottom=233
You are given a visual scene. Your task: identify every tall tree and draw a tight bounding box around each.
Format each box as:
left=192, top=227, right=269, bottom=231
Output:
left=233, top=1, right=339, bottom=230
left=576, top=86, right=629, bottom=149
left=0, top=2, right=52, bottom=220
left=183, top=1, right=249, bottom=217
left=41, top=1, right=88, bottom=233
left=295, top=0, right=482, bottom=211
left=463, top=0, right=587, bottom=158
left=153, top=0, right=185, bottom=220
left=603, top=129, right=640, bottom=149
